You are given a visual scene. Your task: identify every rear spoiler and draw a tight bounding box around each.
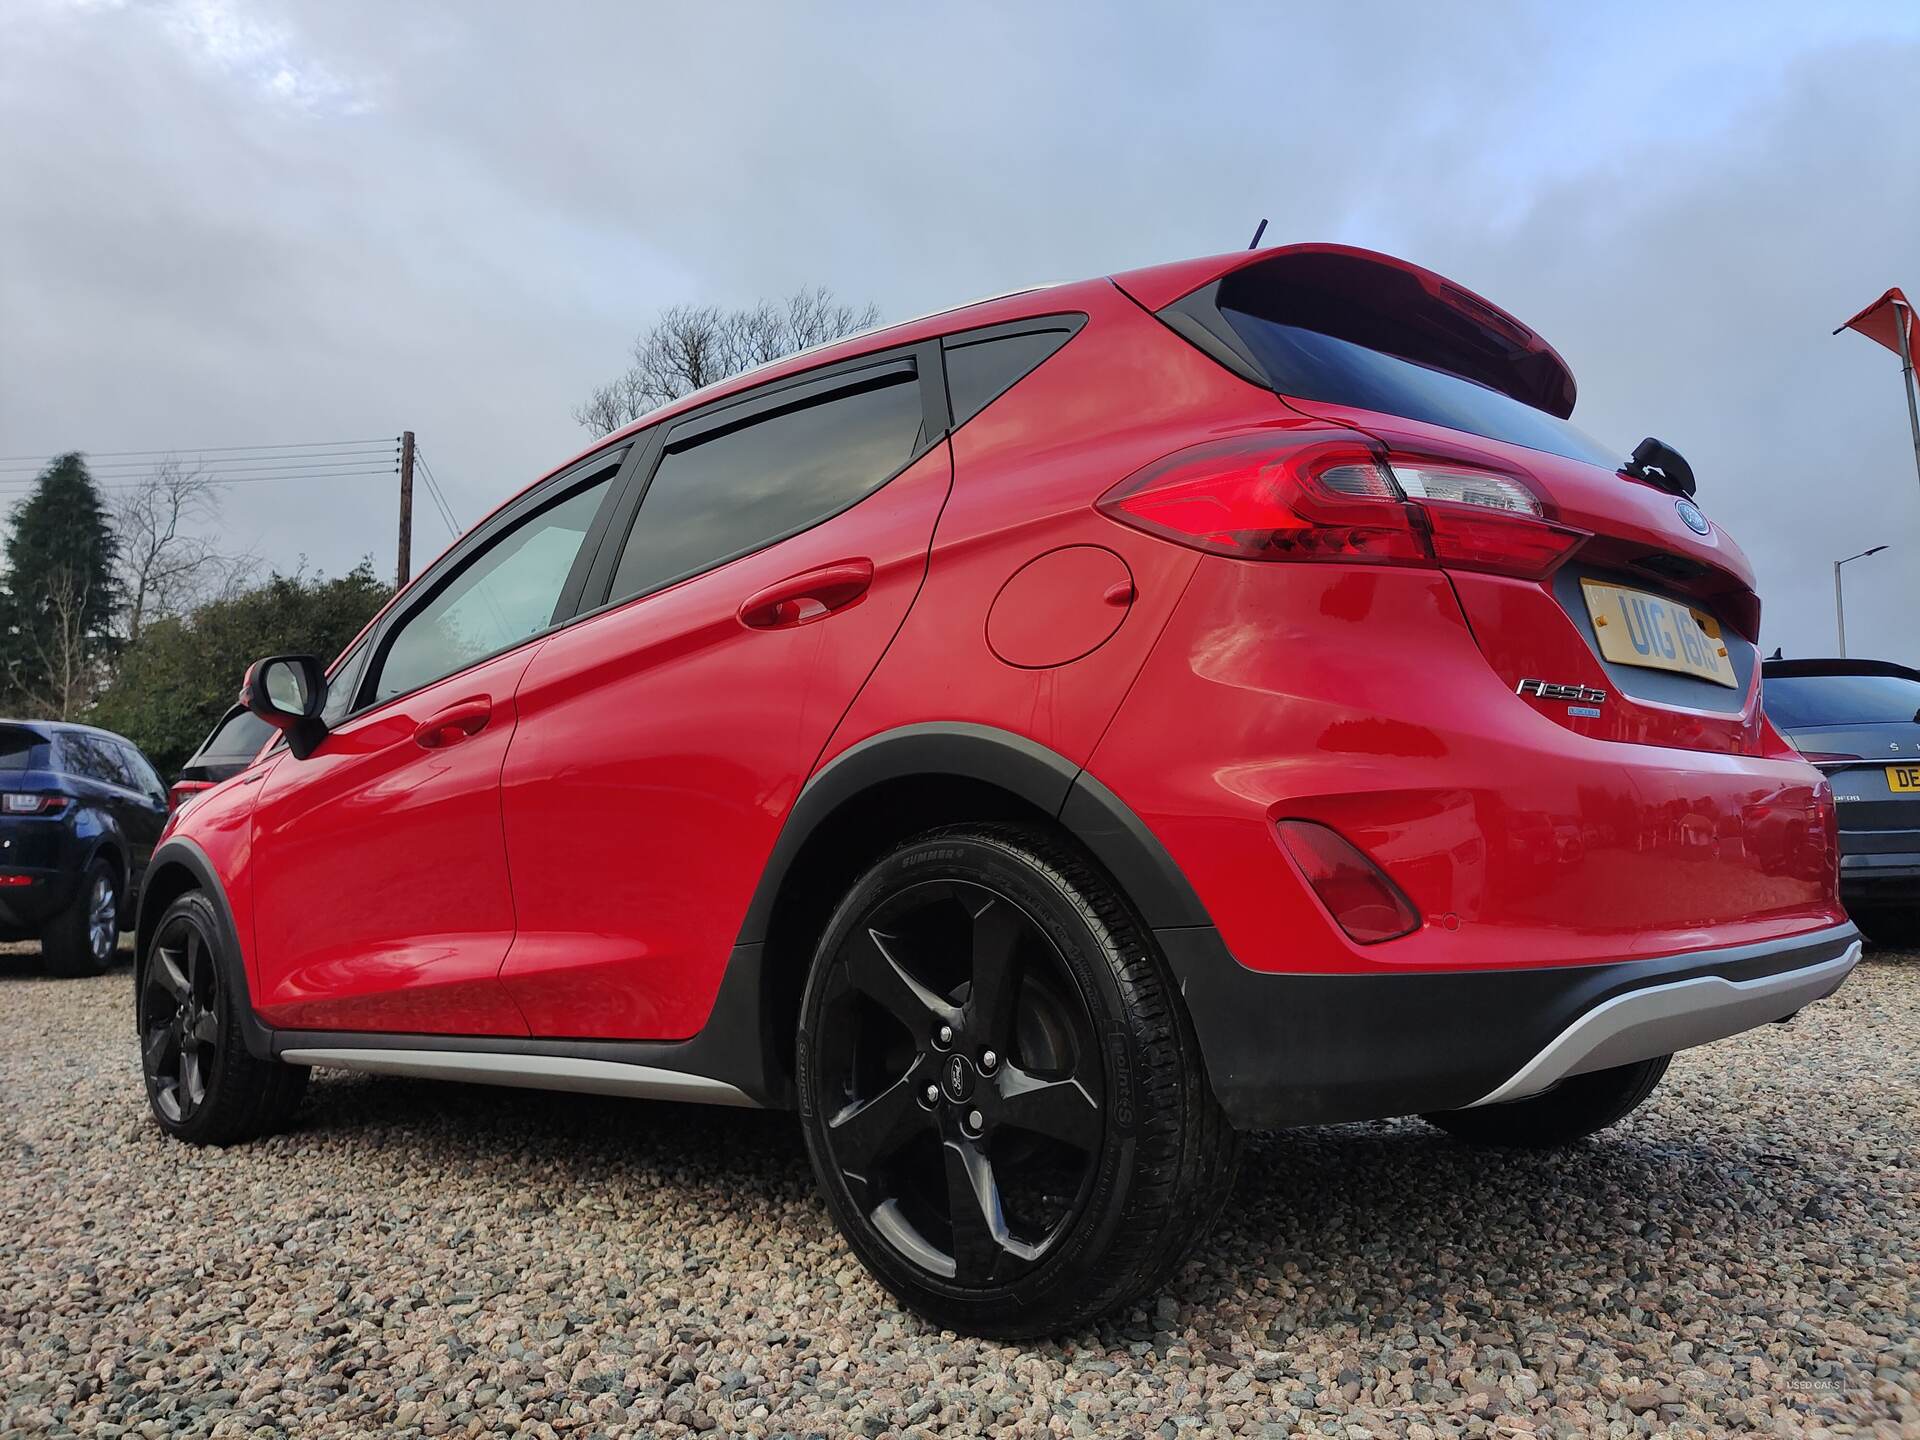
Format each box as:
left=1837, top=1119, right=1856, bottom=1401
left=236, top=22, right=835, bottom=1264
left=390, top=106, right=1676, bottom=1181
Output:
left=1112, top=243, right=1578, bottom=419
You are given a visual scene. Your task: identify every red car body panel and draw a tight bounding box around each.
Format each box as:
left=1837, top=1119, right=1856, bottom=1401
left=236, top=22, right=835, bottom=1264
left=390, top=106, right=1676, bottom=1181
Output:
left=250, top=649, right=540, bottom=1034
left=495, top=443, right=952, bottom=1040
left=1085, top=554, right=1843, bottom=979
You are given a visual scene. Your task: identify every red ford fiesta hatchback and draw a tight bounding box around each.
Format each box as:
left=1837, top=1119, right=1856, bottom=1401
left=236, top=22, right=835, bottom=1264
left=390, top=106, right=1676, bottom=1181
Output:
left=139, top=245, right=1858, bottom=1336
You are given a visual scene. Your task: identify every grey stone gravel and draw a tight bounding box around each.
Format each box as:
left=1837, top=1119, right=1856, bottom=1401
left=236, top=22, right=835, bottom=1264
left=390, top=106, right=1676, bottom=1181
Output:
left=2, top=943, right=1914, bottom=1438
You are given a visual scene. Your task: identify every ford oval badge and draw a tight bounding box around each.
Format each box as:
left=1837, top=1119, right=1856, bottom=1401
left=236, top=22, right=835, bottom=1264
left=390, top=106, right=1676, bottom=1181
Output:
left=1676, top=498, right=1711, bottom=535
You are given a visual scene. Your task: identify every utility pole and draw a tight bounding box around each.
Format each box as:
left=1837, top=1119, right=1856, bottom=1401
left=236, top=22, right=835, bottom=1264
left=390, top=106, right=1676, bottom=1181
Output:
left=396, top=430, right=415, bottom=589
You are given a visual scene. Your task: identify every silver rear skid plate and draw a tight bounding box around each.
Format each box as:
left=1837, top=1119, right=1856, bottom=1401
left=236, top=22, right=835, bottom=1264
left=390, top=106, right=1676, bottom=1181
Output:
left=275, top=1047, right=760, bottom=1108
left=1470, top=942, right=1862, bottom=1107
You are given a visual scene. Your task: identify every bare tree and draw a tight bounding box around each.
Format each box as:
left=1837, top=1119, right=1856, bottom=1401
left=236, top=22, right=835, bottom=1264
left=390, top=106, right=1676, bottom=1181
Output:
left=23, top=565, right=103, bottom=719
left=574, top=286, right=882, bottom=435
left=113, top=459, right=255, bottom=642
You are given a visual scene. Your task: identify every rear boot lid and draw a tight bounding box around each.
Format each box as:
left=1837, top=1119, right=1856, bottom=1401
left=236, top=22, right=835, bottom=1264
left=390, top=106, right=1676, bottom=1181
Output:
left=1133, top=244, right=1767, bottom=755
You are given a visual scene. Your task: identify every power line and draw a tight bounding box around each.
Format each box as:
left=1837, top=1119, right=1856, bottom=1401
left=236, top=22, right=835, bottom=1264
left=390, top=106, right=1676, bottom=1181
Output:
left=411, top=447, right=461, bottom=538
left=0, top=450, right=398, bottom=475
left=0, top=468, right=398, bottom=494
left=0, top=437, right=396, bottom=463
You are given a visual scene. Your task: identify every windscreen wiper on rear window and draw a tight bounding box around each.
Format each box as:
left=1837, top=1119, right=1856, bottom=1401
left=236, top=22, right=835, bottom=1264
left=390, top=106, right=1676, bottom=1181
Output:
left=1622, top=437, right=1696, bottom=496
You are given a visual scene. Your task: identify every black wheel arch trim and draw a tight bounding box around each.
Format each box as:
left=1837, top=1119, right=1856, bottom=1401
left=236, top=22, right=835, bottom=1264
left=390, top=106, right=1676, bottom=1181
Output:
left=734, top=721, right=1213, bottom=946
left=137, top=837, right=276, bottom=1061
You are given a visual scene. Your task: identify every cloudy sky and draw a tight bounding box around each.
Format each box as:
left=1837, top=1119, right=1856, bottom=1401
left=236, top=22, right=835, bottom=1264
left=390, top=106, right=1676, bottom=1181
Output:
left=3, top=0, right=1917, bottom=661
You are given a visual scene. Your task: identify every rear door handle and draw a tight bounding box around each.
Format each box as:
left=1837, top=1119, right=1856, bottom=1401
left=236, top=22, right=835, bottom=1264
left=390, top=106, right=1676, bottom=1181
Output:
left=737, top=559, right=875, bottom=630
left=414, top=699, right=492, bottom=750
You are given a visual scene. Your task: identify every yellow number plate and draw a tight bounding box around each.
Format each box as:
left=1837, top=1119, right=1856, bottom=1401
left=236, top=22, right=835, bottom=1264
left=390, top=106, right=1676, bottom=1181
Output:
left=1580, top=580, right=1737, bottom=688
left=1890, top=765, right=1920, bottom=793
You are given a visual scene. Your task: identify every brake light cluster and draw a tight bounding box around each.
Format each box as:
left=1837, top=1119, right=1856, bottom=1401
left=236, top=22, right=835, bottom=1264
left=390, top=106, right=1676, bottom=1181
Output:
left=1098, top=430, right=1586, bottom=581
left=1, top=793, right=68, bottom=816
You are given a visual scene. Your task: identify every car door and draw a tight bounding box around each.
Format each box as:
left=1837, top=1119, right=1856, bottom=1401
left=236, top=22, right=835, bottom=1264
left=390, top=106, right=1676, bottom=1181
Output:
left=248, top=454, right=627, bottom=1035
left=498, top=345, right=951, bottom=1039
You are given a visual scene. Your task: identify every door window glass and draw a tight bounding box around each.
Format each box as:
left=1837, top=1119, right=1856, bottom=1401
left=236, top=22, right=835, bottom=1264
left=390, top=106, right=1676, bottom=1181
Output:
left=373, top=475, right=612, bottom=702
left=610, top=372, right=922, bottom=603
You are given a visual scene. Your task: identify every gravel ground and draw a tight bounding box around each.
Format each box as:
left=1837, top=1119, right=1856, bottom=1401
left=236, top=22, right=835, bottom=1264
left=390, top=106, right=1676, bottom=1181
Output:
left=1, top=943, right=1914, bottom=1439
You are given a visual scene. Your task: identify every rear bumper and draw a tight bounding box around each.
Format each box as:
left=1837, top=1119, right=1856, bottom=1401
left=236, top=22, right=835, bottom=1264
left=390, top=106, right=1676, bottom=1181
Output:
left=1161, top=920, right=1861, bottom=1130
left=1838, top=846, right=1920, bottom=906
left=0, top=868, right=80, bottom=931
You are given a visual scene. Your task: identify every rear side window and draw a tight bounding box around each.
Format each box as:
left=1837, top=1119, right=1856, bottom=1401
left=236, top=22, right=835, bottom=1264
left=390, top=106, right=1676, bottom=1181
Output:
left=1765, top=673, right=1920, bottom=728
left=610, top=371, right=923, bottom=603
left=200, top=709, right=274, bottom=760
left=943, top=328, right=1073, bottom=426
left=59, top=733, right=134, bottom=787
left=0, top=726, right=50, bottom=771
left=1217, top=312, right=1619, bottom=469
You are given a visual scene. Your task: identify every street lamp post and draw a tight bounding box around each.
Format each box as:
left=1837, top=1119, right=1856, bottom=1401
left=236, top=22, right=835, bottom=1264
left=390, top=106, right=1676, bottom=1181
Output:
left=1833, top=545, right=1888, bottom=657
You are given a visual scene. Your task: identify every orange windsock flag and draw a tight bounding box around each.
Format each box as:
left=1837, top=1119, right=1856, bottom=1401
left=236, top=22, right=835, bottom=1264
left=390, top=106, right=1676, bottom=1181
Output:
left=1833, top=287, right=1918, bottom=360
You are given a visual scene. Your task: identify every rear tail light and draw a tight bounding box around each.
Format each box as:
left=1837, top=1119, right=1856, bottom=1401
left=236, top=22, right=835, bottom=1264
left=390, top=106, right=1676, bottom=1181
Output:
left=1099, top=429, right=1586, bottom=579
left=1274, top=819, right=1421, bottom=944
left=2, top=793, right=68, bottom=815
left=168, top=780, right=216, bottom=813
left=0, top=874, right=33, bottom=887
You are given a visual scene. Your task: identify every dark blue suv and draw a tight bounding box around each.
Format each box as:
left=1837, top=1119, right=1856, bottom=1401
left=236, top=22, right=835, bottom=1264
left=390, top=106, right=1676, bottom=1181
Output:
left=0, top=720, right=168, bottom=975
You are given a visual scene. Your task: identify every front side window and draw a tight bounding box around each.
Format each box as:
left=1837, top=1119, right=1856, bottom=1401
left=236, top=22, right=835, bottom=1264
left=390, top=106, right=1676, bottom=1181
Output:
left=321, top=644, right=372, bottom=726
left=116, top=742, right=165, bottom=799
left=373, top=474, right=613, bottom=703
left=610, top=371, right=923, bottom=604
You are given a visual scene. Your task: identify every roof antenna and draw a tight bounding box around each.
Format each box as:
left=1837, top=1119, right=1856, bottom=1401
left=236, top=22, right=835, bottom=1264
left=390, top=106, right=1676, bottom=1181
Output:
left=1247, top=218, right=1268, bottom=250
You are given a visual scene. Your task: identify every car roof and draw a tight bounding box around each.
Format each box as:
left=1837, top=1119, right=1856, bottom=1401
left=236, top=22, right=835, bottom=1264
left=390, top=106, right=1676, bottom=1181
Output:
left=1761, top=658, right=1920, bottom=681
left=0, top=718, right=140, bottom=745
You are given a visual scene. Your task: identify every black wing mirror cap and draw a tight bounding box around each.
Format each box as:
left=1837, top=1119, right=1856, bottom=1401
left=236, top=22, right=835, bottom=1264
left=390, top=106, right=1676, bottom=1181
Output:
left=1622, top=436, right=1697, bottom=497
left=238, top=654, right=329, bottom=760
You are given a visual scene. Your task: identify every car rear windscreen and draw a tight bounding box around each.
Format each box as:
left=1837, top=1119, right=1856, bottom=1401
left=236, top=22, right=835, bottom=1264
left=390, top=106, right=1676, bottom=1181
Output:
left=1764, top=672, right=1920, bottom=728
left=202, top=709, right=275, bottom=760
left=0, top=725, right=50, bottom=770
left=1217, top=309, right=1621, bottom=469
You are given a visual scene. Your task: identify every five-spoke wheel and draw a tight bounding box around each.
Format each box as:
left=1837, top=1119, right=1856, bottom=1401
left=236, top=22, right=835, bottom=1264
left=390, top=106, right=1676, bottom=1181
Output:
left=816, top=878, right=1105, bottom=1284
left=137, top=890, right=308, bottom=1144
left=140, top=909, right=222, bottom=1124
left=798, top=824, right=1240, bottom=1337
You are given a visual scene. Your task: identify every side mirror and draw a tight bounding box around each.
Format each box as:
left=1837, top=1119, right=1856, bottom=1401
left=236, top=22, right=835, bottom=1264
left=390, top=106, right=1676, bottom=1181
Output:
left=238, top=654, right=329, bottom=760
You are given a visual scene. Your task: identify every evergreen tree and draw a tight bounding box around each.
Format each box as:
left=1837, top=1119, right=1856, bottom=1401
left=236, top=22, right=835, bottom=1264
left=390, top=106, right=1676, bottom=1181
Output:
left=2, top=452, right=121, bottom=716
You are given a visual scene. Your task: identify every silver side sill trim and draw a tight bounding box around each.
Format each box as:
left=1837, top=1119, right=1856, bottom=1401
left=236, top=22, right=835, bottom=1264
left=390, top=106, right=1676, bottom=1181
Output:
left=278, top=1048, right=760, bottom=1108
left=1470, top=941, right=1862, bottom=1108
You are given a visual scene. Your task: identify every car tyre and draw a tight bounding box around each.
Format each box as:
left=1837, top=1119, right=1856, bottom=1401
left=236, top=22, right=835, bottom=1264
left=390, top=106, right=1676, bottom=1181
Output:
left=1420, top=1055, right=1670, bottom=1149
left=40, top=857, right=121, bottom=977
left=138, top=890, right=308, bottom=1145
left=1852, top=907, right=1920, bottom=952
left=797, top=822, right=1240, bottom=1338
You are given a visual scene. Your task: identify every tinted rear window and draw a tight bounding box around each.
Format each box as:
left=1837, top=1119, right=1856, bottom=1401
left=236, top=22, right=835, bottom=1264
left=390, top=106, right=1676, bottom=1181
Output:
left=943, top=329, right=1072, bottom=426
left=1218, top=311, right=1621, bottom=469
left=0, top=726, right=50, bottom=770
left=201, top=709, right=274, bottom=760
left=609, top=370, right=923, bottom=604
left=1765, top=673, right=1920, bottom=728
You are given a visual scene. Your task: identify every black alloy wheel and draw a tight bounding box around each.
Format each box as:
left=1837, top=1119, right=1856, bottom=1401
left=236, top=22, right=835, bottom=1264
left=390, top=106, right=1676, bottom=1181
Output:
left=137, top=890, right=309, bottom=1145
left=812, top=877, right=1104, bottom=1284
left=798, top=824, right=1241, bottom=1337
left=139, top=908, right=222, bottom=1125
